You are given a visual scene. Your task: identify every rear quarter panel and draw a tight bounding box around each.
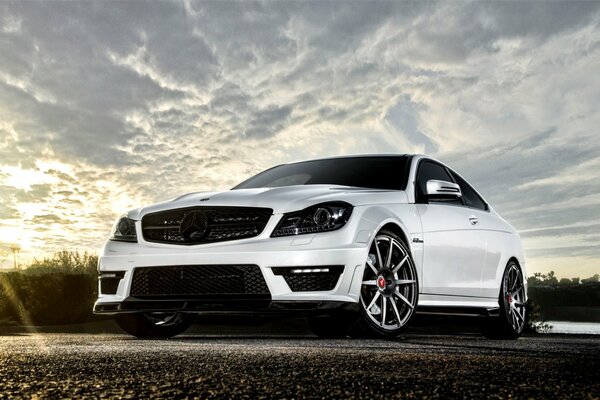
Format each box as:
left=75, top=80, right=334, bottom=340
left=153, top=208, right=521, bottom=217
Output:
left=481, top=209, right=527, bottom=299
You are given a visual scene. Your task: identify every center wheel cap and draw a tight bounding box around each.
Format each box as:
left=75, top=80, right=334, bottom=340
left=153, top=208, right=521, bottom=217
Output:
left=377, top=276, right=386, bottom=289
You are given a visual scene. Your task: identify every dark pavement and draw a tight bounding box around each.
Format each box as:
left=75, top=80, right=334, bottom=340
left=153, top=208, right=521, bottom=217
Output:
left=0, top=321, right=598, bottom=399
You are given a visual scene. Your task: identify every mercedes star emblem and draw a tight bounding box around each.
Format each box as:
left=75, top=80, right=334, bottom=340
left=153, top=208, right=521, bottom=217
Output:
left=179, top=211, right=208, bottom=241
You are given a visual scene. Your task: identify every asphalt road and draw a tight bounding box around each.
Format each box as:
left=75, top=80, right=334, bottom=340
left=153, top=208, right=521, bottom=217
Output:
left=1, top=327, right=598, bottom=399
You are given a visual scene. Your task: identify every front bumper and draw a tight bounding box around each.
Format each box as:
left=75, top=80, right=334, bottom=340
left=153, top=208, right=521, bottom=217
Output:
left=94, top=218, right=374, bottom=314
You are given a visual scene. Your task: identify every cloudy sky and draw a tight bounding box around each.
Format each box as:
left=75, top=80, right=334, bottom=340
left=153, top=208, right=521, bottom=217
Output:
left=0, top=1, right=599, bottom=278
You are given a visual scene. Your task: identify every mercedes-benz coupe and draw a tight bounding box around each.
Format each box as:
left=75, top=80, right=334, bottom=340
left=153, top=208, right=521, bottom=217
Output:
left=94, top=155, right=527, bottom=339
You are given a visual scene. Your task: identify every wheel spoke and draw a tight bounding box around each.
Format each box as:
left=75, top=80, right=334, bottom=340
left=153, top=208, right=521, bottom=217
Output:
left=381, top=297, right=387, bottom=326
left=392, top=255, right=408, bottom=273
left=511, top=269, right=520, bottom=291
left=390, top=297, right=402, bottom=326
left=151, top=313, right=179, bottom=326
left=386, top=239, right=394, bottom=268
left=393, top=291, right=414, bottom=309
left=366, top=259, right=378, bottom=275
left=396, top=279, right=416, bottom=285
left=514, top=309, right=525, bottom=323
left=511, top=285, right=523, bottom=298
left=375, top=240, right=384, bottom=270
left=362, top=280, right=377, bottom=286
left=367, top=292, right=381, bottom=313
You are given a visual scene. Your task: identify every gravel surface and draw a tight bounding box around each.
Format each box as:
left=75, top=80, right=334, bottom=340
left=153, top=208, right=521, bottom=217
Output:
left=0, top=332, right=598, bottom=399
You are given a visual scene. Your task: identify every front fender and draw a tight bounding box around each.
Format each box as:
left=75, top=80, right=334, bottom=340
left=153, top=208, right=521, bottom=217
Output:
left=353, top=203, right=423, bottom=291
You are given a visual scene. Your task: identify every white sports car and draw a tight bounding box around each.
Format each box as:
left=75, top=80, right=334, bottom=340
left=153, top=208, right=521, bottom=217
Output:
left=94, top=155, right=527, bottom=339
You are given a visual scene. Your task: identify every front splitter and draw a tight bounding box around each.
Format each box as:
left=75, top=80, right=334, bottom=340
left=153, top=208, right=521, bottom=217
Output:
left=94, top=298, right=359, bottom=316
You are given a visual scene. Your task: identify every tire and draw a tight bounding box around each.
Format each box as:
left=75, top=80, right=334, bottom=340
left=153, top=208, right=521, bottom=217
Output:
left=307, top=312, right=353, bottom=338
left=115, top=312, right=195, bottom=338
left=481, top=260, right=527, bottom=339
left=350, top=229, right=419, bottom=338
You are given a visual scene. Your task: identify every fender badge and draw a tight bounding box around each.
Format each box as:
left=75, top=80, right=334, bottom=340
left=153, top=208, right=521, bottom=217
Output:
left=412, top=237, right=424, bottom=244
left=199, top=198, right=210, bottom=202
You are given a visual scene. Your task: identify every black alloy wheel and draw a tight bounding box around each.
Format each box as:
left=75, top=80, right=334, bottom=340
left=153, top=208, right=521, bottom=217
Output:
left=115, top=312, right=195, bottom=338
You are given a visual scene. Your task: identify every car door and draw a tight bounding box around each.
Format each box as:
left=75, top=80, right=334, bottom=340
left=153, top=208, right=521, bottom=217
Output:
left=415, top=160, right=486, bottom=298
left=447, top=169, right=509, bottom=299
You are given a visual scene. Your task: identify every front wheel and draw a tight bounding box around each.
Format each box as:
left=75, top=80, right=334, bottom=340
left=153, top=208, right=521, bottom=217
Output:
left=352, top=230, right=419, bottom=338
left=115, top=312, right=195, bottom=338
left=481, top=261, right=527, bottom=339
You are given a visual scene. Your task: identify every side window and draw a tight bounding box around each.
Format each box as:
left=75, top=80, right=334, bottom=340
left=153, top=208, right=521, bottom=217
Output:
left=416, top=161, right=456, bottom=204
left=449, top=171, right=488, bottom=211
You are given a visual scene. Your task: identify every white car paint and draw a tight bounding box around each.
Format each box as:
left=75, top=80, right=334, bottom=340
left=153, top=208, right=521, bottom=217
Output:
left=95, top=154, right=526, bottom=316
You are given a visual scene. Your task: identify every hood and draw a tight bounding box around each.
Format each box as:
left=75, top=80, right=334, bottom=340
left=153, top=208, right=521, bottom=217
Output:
left=127, top=185, right=408, bottom=219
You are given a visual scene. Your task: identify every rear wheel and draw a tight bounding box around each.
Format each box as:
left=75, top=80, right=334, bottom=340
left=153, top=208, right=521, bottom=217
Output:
left=481, top=261, right=526, bottom=339
left=115, top=312, right=195, bottom=338
left=352, top=230, right=418, bottom=338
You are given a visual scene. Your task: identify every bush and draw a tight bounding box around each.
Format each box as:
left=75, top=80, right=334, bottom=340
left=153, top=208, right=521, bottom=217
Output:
left=0, top=251, right=100, bottom=326
left=27, top=250, right=98, bottom=276
left=527, top=270, right=600, bottom=324
left=0, top=271, right=99, bottom=325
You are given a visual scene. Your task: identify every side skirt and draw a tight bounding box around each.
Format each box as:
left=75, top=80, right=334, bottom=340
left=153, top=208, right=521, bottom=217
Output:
left=416, top=305, right=500, bottom=318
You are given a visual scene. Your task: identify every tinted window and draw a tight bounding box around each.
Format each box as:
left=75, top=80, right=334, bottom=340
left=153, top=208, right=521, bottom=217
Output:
left=233, top=156, right=412, bottom=190
left=416, top=161, right=455, bottom=203
left=449, top=171, right=488, bottom=211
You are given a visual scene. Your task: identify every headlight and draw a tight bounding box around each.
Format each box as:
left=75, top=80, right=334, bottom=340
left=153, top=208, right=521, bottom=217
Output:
left=271, top=202, right=353, bottom=237
left=109, top=216, right=138, bottom=242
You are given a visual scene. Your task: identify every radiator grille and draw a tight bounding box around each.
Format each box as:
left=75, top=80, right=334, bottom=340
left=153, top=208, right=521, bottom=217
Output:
left=142, top=206, right=272, bottom=245
left=130, top=265, right=270, bottom=298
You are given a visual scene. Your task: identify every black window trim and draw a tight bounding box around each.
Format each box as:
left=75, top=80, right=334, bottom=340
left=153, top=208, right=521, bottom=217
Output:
left=414, top=158, right=489, bottom=212
left=446, top=167, right=490, bottom=212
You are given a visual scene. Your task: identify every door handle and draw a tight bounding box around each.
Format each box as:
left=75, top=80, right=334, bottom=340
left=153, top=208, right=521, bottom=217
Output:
left=469, top=215, right=479, bottom=225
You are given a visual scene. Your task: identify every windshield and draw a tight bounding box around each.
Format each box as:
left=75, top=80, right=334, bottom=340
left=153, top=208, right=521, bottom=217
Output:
left=233, top=156, right=412, bottom=190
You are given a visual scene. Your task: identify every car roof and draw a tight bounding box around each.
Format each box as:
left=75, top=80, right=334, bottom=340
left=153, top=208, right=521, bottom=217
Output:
left=283, top=154, right=422, bottom=165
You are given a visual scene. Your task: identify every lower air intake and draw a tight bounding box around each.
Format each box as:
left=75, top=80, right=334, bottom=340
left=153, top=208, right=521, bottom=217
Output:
left=130, top=265, right=270, bottom=298
left=272, top=266, right=344, bottom=292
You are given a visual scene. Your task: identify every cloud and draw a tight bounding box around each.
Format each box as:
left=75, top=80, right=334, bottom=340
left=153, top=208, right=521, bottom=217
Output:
left=30, top=214, right=65, bottom=225
left=0, top=1, right=599, bottom=277
left=0, top=202, right=20, bottom=219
